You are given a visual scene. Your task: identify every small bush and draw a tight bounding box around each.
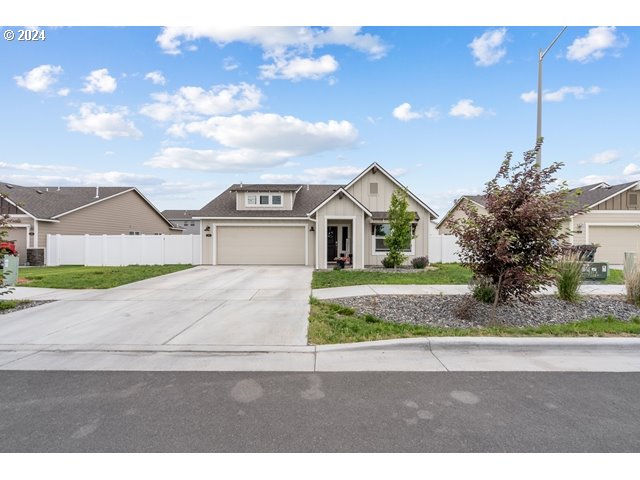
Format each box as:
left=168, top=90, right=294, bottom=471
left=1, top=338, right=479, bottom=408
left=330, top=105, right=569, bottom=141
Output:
left=625, top=262, right=640, bottom=306
left=411, top=256, right=429, bottom=269
left=454, top=295, right=475, bottom=320
left=555, top=254, right=583, bottom=302
left=381, top=256, right=395, bottom=268
left=471, top=276, right=496, bottom=304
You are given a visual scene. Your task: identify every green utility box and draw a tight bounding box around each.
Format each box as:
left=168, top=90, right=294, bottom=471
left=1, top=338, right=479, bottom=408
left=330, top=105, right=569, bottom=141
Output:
left=1, top=255, right=19, bottom=286
left=581, top=262, right=608, bottom=281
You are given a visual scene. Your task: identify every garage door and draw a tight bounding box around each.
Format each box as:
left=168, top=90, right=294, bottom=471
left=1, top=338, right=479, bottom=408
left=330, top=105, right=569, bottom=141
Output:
left=589, top=225, right=640, bottom=264
left=5, top=228, right=28, bottom=266
left=217, top=226, right=305, bottom=265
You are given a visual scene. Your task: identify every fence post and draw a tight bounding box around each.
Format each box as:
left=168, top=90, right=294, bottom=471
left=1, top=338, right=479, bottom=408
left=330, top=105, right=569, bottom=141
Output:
left=624, top=252, right=636, bottom=277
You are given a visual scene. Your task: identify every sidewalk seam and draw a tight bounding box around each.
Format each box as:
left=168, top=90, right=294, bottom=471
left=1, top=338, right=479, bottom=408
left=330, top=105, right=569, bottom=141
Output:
left=161, top=301, right=227, bottom=345
left=427, top=338, right=450, bottom=372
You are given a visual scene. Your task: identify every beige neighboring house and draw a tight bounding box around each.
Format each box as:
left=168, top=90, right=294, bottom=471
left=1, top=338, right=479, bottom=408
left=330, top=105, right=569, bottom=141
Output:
left=195, top=163, right=438, bottom=268
left=436, top=181, right=640, bottom=264
left=0, top=183, right=181, bottom=265
left=436, top=195, right=487, bottom=235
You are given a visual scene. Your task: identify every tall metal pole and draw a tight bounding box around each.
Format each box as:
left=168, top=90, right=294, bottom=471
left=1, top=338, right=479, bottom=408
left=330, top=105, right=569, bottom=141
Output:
left=535, top=26, right=567, bottom=167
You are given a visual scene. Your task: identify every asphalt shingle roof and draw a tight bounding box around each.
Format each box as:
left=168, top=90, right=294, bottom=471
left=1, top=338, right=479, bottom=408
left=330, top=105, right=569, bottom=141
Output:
left=198, top=184, right=342, bottom=217
left=229, top=184, right=302, bottom=192
left=0, top=183, right=131, bottom=219
left=161, top=209, right=203, bottom=220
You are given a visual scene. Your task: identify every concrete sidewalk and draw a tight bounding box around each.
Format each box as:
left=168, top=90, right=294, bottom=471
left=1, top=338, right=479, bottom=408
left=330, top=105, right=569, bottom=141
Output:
left=1, top=287, right=96, bottom=301
left=0, top=337, right=638, bottom=372
left=312, top=283, right=626, bottom=299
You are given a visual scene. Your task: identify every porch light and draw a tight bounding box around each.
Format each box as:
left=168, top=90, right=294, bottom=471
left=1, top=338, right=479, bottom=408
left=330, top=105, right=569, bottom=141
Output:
left=309, top=226, right=315, bottom=232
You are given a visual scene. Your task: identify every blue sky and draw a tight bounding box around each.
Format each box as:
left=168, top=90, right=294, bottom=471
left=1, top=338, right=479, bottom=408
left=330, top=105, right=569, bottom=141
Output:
left=1, top=25, right=638, bottom=214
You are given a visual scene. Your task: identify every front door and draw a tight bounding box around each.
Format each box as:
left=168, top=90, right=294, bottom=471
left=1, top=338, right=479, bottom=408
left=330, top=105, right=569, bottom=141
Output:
left=327, top=226, right=338, bottom=261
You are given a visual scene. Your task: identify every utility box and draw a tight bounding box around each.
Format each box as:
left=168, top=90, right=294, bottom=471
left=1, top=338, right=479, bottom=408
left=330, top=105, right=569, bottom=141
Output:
left=1, top=255, right=19, bottom=286
left=581, top=262, right=608, bottom=281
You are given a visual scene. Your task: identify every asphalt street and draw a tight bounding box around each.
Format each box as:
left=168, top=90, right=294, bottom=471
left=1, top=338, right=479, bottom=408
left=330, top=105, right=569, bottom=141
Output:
left=1, top=371, right=639, bottom=452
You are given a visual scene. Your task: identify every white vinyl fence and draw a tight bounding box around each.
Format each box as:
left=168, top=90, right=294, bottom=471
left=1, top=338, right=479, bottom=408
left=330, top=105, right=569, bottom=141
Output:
left=428, top=234, right=461, bottom=263
left=46, top=234, right=202, bottom=266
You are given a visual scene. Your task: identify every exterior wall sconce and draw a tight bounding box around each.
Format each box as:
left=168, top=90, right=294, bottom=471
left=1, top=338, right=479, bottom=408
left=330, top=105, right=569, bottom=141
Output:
left=204, top=226, right=211, bottom=232
left=576, top=223, right=583, bottom=233
left=309, top=226, right=315, bottom=232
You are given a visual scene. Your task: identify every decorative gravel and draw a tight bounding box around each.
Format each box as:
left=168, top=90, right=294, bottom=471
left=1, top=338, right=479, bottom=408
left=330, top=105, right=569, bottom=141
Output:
left=0, top=300, right=53, bottom=315
left=330, top=295, right=640, bottom=328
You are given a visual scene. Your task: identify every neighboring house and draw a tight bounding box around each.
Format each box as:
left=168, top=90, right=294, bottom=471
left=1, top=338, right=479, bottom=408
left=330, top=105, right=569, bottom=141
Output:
left=436, top=195, right=487, bottom=235
left=162, top=210, right=201, bottom=235
left=194, top=163, right=438, bottom=268
left=436, top=181, right=640, bottom=264
left=0, top=183, right=181, bottom=265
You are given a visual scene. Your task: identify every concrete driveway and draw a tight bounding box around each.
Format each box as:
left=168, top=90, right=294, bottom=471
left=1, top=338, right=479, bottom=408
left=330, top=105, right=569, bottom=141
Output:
left=0, top=266, right=312, bottom=349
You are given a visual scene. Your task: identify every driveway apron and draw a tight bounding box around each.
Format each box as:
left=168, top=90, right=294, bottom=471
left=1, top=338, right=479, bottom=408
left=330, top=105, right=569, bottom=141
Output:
left=0, top=266, right=312, bottom=348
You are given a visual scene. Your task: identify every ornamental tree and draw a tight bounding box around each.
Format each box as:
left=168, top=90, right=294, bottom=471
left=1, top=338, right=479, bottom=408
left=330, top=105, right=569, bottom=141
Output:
left=384, top=187, right=415, bottom=268
left=1, top=197, right=10, bottom=294
left=447, top=142, right=578, bottom=305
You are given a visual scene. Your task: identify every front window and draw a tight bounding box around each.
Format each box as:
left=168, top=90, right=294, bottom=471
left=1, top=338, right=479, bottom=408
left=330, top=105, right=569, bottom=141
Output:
left=272, top=195, right=282, bottom=205
left=259, top=195, right=270, bottom=205
left=373, top=223, right=412, bottom=252
left=247, top=195, right=257, bottom=205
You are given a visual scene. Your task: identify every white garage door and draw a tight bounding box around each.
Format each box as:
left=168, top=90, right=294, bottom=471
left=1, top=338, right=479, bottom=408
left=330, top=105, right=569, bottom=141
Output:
left=217, top=226, right=306, bottom=265
left=589, top=225, right=640, bottom=264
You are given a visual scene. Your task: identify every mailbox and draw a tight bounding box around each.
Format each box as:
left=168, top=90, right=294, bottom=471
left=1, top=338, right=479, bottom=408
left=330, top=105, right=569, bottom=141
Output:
left=581, top=262, right=608, bottom=281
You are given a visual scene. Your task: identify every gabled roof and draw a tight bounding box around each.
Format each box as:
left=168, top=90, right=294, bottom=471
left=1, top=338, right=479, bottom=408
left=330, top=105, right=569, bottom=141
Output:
left=197, top=184, right=341, bottom=218
left=566, top=181, right=639, bottom=212
left=162, top=210, right=203, bottom=220
left=306, top=187, right=372, bottom=216
left=0, top=182, right=178, bottom=229
left=435, top=195, right=486, bottom=229
left=344, top=162, right=439, bottom=218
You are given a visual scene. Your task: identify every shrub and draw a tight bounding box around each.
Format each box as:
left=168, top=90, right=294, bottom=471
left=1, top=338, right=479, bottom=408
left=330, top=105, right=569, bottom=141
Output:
left=471, top=276, right=496, bottom=304
left=447, top=140, right=583, bottom=305
left=384, top=188, right=416, bottom=268
left=555, top=254, right=583, bottom=302
left=381, top=256, right=395, bottom=268
left=625, top=262, right=640, bottom=307
left=411, top=256, right=429, bottom=269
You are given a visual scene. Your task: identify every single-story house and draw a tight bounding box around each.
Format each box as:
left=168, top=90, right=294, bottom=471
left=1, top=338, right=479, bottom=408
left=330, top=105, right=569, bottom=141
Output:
left=0, top=183, right=181, bottom=265
left=161, top=210, right=202, bottom=235
left=436, top=195, right=487, bottom=235
left=436, top=181, right=640, bottom=264
left=193, top=163, right=438, bottom=268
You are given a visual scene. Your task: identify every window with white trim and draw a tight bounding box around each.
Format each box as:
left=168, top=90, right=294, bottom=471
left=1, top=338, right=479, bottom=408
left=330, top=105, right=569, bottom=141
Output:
left=245, top=192, right=284, bottom=207
left=373, top=223, right=413, bottom=253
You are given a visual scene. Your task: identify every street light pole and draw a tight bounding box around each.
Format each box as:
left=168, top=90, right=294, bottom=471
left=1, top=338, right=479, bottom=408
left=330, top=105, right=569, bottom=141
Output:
left=536, top=26, right=567, bottom=167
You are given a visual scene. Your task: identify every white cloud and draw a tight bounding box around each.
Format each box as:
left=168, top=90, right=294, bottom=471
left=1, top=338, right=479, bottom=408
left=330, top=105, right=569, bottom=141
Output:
left=623, top=163, right=640, bottom=176
left=260, top=54, right=338, bottom=81
left=392, top=103, right=440, bottom=122
left=566, top=27, right=628, bottom=63
left=57, top=88, right=70, bottom=97
left=449, top=99, right=487, bottom=119
left=520, top=86, right=601, bottom=103
left=468, top=28, right=507, bottom=66
left=65, top=103, right=142, bottom=140
left=0, top=162, right=78, bottom=173
left=140, top=83, right=263, bottom=122
left=156, top=26, right=388, bottom=58
left=14, top=64, right=63, bottom=93
left=580, top=150, right=621, bottom=165
left=223, top=57, right=239, bottom=71
left=422, top=187, right=484, bottom=217
left=82, top=68, right=117, bottom=93
left=148, top=113, right=358, bottom=172
left=393, top=103, right=422, bottom=121
left=145, top=147, right=290, bottom=172
left=156, top=26, right=387, bottom=82
left=168, top=112, right=358, bottom=154
left=144, top=70, right=166, bottom=85
left=0, top=171, right=163, bottom=187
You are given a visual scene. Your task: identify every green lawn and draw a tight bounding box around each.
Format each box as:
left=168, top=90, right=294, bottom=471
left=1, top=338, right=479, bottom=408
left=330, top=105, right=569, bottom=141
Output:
left=18, top=265, right=193, bottom=289
left=602, top=269, right=624, bottom=285
left=308, top=298, right=640, bottom=344
left=0, top=300, right=23, bottom=312
left=312, top=263, right=473, bottom=288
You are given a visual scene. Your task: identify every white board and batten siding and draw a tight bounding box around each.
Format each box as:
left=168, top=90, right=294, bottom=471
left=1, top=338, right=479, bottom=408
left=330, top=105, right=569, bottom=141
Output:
left=46, top=234, right=201, bottom=266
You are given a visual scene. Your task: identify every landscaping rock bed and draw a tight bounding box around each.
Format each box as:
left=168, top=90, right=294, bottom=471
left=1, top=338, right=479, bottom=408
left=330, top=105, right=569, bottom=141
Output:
left=330, top=294, right=640, bottom=328
left=0, top=300, right=53, bottom=314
